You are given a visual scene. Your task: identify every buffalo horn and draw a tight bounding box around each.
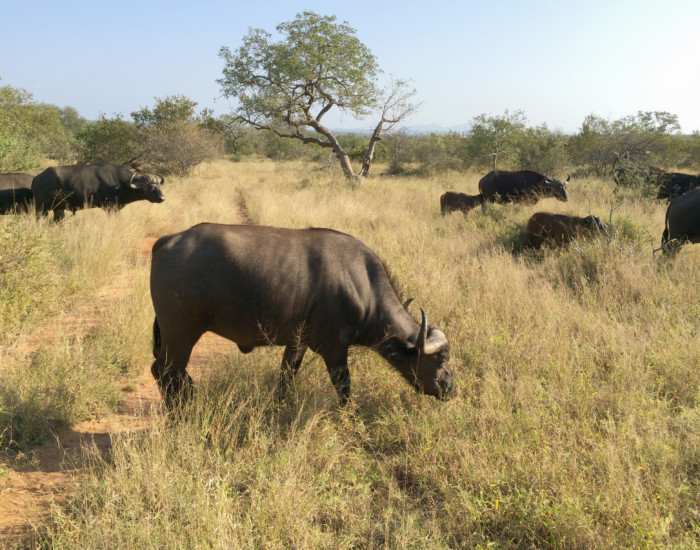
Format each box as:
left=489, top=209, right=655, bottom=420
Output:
left=402, top=298, right=414, bottom=311
left=423, top=328, right=449, bottom=355
left=566, top=173, right=571, bottom=183
left=129, top=172, right=147, bottom=189
left=416, top=309, right=428, bottom=352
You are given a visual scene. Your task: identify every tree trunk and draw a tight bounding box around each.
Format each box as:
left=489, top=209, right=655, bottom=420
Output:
left=308, top=119, right=359, bottom=182
left=360, top=121, right=383, bottom=178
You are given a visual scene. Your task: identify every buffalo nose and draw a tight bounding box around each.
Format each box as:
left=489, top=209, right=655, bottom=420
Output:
left=438, top=370, right=456, bottom=400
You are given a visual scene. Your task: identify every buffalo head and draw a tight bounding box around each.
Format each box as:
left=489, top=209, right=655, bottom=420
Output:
left=544, top=173, right=569, bottom=202
left=385, top=309, right=454, bottom=399
left=129, top=172, right=165, bottom=203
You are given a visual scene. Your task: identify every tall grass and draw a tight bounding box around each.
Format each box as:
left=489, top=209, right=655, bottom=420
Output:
left=2, top=159, right=698, bottom=547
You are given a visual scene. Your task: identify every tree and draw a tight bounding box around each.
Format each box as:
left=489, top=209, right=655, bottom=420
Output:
left=59, top=106, right=88, bottom=134
left=218, top=12, right=418, bottom=182
left=131, top=94, right=200, bottom=129
left=0, top=80, right=72, bottom=170
left=131, top=95, right=222, bottom=176
left=464, top=110, right=526, bottom=170
left=74, top=115, right=141, bottom=165
left=516, top=124, right=568, bottom=176
left=568, top=111, right=684, bottom=178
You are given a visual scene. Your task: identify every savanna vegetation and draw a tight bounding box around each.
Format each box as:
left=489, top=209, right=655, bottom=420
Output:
left=1, top=10, right=699, bottom=548
left=1, top=157, right=698, bottom=548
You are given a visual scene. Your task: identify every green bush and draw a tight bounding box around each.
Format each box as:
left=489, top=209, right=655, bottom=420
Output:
left=75, top=115, right=141, bottom=165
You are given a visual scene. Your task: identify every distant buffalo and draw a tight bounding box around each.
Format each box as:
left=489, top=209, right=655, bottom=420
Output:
left=662, top=188, right=700, bottom=251
left=478, top=170, right=569, bottom=204
left=149, top=223, right=454, bottom=409
left=440, top=191, right=485, bottom=215
left=526, top=212, right=608, bottom=248
left=32, top=163, right=165, bottom=221
left=656, top=172, right=699, bottom=201
left=0, top=173, right=34, bottom=214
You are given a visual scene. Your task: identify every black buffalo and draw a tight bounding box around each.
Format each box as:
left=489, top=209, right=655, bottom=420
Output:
left=525, top=212, right=608, bottom=248
left=0, top=173, right=34, bottom=214
left=149, top=223, right=455, bottom=409
left=478, top=170, right=569, bottom=204
left=32, top=163, right=165, bottom=221
left=662, top=188, right=700, bottom=251
left=656, top=172, right=699, bottom=201
left=440, top=192, right=485, bottom=215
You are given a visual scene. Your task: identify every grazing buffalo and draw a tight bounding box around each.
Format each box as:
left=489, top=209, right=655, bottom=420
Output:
left=656, top=172, right=699, bottom=201
left=0, top=173, right=33, bottom=214
left=149, top=223, right=455, bottom=409
left=32, top=163, right=164, bottom=221
left=526, top=212, right=608, bottom=248
left=662, top=188, right=700, bottom=251
left=440, top=191, right=485, bottom=215
left=479, top=170, right=569, bottom=204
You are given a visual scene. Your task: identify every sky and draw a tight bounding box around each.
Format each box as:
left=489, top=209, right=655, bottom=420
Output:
left=2, top=0, right=699, bottom=134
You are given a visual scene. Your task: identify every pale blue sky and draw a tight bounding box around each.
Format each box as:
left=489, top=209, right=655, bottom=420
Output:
left=2, top=1, right=699, bottom=133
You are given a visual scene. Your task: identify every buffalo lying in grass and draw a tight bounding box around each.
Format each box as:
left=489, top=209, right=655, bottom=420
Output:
left=525, top=212, right=608, bottom=249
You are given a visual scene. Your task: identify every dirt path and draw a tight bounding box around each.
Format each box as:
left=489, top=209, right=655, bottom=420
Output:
left=0, top=192, right=252, bottom=547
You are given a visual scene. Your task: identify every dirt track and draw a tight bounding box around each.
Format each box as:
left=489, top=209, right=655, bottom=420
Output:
left=0, top=238, right=238, bottom=548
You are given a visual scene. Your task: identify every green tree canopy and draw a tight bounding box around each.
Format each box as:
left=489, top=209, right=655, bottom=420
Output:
left=131, top=95, right=200, bottom=128
left=465, top=110, right=527, bottom=170
left=74, top=114, right=141, bottom=165
left=0, top=80, right=72, bottom=171
left=218, top=11, right=415, bottom=181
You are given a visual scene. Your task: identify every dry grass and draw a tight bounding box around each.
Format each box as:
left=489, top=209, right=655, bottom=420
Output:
left=2, top=159, right=699, bottom=547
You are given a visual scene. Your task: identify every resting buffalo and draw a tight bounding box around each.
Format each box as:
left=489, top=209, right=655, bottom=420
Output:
left=662, top=188, right=700, bottom=251
left=150, top=223, right=455, bottom=409
left=32, top=163, right=164, bottom=221
left=526, top=212, right=608, bottom=248
left=0, top=173, right=34, bottom=214
left=479, top=170, right=569, bottom=204
left=656, top=172, right=699, bottom=201
left=440, top=191, right=485, bottom=215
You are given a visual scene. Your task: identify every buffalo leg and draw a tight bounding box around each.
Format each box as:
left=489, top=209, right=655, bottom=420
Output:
left=53, top=209, right=65, bottom=222
left=321, top=348, right=351, bottom=406
left=275, top=344, right=308, bottom=401
left=150, top=340, right=197, bottom=410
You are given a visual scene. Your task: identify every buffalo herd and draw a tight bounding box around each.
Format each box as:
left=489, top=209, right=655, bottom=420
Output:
left=0, top=163, right=165, bottom=220
left=442, top=168, right=699, bottom=252
left=1, top=162, right=698, bottom=408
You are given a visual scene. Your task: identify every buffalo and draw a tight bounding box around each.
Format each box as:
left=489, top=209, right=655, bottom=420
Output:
left=149, top=223, right=454, bottom=409
left=0, top=173, right=34, bottom=214
left=525, top=212, right=608, bottom=248
left=32, top=163, right=164, bottom=221
left=479, top=170, right=569, bottom=204
left=662, top=188, right=700, bottom=251
left=656, top=172, right=699, bottom=201
left=440, top=191, right=485, bottom=215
